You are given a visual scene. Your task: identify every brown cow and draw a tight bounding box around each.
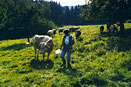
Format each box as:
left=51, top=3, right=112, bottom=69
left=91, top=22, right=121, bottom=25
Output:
left=69, top=27, right=80, bottom=32
left=110, top=25, right=118, bottom=33
left=75, top=30, right=81, bottom=40
left=59, top=28, right=64, bottom=34
left=100, top=26, right=104, bottom=34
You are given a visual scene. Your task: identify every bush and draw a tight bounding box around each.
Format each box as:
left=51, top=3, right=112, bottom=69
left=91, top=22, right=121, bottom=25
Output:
left=31, top=19, right=56, bottom=35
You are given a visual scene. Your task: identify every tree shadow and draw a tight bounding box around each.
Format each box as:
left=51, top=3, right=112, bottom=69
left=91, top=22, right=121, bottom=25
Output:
left=30, top=59, right=54, bottom=69
left=100, top=28, right=131, bottom=38
left=118, top=28, right=131, bottom=39
left=106, top=29, right=131, bottom=52
left=100, top=32, right=108, bottom=37
left=0, top=43, right=26, bottom=51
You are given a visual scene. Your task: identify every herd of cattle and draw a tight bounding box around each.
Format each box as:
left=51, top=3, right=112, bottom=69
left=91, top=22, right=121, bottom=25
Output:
left=100, top=23, right=121, bottom=34
left=47, top=27, right=81, bottom=38
left=32, top=24, right=120, bottom=60
left=32, top=27, right=81, bottom=60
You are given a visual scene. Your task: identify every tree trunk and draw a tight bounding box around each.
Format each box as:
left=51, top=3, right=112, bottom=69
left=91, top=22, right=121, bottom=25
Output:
left=26, top=18, right=30, bottom=43
left=120, top=21, right=124, bottom=32
left=26, top=27, right=30, bottom=43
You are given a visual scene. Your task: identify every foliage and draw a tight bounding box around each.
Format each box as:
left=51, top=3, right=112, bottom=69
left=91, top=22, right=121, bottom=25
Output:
left=0, top=23, right=131, bottom=87
left=80, top=0, right=131, bottom=23
left=0, top=0, right=89, bottom=40
left=0, top=0, right=56, bottom=40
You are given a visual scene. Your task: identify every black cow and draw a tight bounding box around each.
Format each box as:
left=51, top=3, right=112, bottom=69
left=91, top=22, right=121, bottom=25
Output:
left=75, top=30, right=81, bottom=40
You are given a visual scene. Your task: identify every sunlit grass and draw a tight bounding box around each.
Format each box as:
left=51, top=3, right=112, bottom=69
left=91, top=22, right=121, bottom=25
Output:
left=0, top=23, right=131, bottom=86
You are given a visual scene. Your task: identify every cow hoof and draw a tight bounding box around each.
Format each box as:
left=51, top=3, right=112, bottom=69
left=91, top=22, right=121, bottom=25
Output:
left=46, top=59, right=51, bottom=62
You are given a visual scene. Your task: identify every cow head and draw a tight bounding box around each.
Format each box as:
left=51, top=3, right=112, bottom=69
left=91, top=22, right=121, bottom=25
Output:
left=40, top=42, right=50, bottom=54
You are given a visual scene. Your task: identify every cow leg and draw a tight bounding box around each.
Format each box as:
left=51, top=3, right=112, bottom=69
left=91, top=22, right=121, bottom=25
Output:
left=43, top=52, right=45, bottom=60
left=36, top=49, right=39, bottom=60
left=47, top=52, right=50, bottom=60
left=34, top=48, right=36, bottom=58
left=34, top=47, right=37, bottom=60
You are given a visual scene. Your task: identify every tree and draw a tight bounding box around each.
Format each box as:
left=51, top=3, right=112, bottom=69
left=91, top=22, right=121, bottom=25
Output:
left=80, top=0, right=131, bottom=31
left=0, top=0, right=56, bottom=40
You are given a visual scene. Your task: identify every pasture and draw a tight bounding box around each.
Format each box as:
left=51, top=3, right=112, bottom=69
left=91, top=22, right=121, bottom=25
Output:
left=0, top=23, right=131, bottom=87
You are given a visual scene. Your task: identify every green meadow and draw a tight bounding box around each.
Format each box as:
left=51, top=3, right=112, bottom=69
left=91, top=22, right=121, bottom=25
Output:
left=0, top=23, right=131, bottom=87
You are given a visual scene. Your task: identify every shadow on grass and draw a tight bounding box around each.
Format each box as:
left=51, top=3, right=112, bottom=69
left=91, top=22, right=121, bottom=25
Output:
left=117, top=28, right=131, bottom=38
left=100, top=29, right=131, bottom=52
left=106, top=30, right=131, bottom=52
left=106, top=37, right=131, bottom=51
left=56, top=64, right=78, bottom=79
left=100, top=28, right=131, bottom=38
left=56, top=65, right=77, bottom=73
left=76, top=37, right=83, bottom=42
left=0, top=43, right=26, bottom=51
left=30, top=59, right=54, bottom=69
left=80, top=77, right=108, bottom=87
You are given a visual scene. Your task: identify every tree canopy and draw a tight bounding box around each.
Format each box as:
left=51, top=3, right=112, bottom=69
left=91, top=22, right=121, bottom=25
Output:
left=80, top=0, right=131, bottom=24
left=0, top=0, right=56, bottom=40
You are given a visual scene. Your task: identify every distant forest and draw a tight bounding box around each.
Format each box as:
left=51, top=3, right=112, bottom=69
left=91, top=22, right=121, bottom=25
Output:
left=49, top=1, right=88, bottom=25
left=0, top=0, right=88, bottom=40
left=0, top=0, right=130, bottom=40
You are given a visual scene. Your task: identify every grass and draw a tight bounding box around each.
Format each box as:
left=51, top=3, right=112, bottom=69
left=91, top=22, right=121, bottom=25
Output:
left=0, top=23, right=131, bottom=87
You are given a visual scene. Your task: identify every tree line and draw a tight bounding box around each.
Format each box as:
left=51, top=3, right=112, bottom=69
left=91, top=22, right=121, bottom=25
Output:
left=0, top=0, right=86, bottom=40
left=49, top=1, right=88, bottom=25
left=0, top=0, right=130, bottom=40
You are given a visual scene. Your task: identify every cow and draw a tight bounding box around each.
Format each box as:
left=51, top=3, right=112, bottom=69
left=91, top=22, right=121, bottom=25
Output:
left=59, top=28, right=64, bottom=34
left=110, top=25, right=118, bottom=33
left=100, top=26, right=104, bottom=34
left=69, top=27, right=74, bottom=32
left=69, top=27, right=80, bottom=32
left=75, top=30, right=81, bottom=40
left=52, top=29, right=57, bottom=34
left=47, top=29, right=57, bottom=37
left=116, top=22, right=120, bottom=26
left=47, top=30, right=54, bottom=37
left=32, top=34, right=54, bottom=60
left=74, top=27, right=80, bottom=31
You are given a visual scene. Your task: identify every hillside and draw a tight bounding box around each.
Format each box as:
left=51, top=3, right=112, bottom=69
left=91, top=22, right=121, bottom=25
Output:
left=0, top=23, right=131, bottom=87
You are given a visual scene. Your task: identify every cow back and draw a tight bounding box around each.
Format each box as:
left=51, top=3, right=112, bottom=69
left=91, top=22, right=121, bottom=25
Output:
left=32, top=35, right=52, bottom=50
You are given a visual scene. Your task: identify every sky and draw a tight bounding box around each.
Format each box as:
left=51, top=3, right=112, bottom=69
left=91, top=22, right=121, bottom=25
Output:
left=45, top=0, right=86, bottom=6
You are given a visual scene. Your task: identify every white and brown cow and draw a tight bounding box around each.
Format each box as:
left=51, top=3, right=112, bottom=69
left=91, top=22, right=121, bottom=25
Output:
left=47, top=29, right=57, bottom=37
left=110, top=25, right=118, bottom=33
left=32, top=34, right=54, bottom=60
left=47, top=30, right=54, bottom=37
